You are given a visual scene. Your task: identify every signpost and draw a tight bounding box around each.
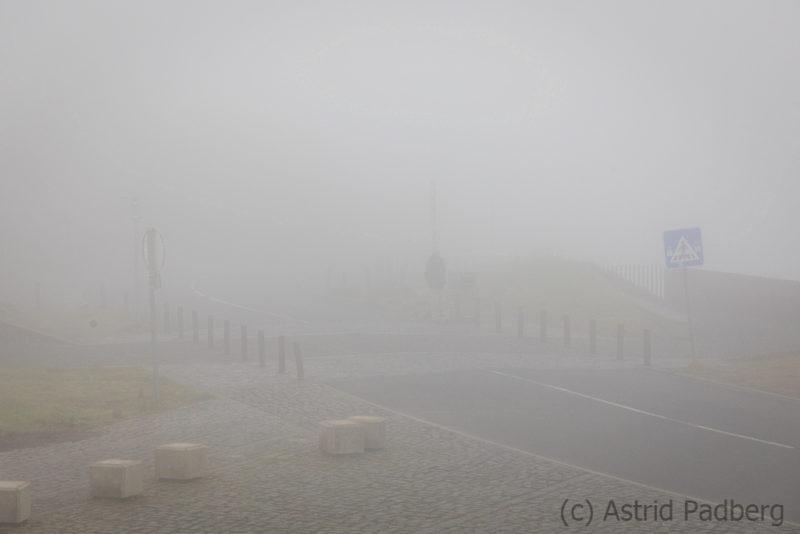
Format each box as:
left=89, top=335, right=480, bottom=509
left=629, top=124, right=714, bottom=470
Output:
left=664, top=227, right=703, bottom=269
left=663, top=227, right=703, bottom=360
left=425, top=252, right=446, bottom=292
left=426, top=181, right=446, bottom=319
left=142, top=228, right=165, bottom=402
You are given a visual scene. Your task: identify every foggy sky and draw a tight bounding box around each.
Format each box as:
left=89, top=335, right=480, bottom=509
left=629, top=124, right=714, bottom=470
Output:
left=1, top=1, right=799, bottom=304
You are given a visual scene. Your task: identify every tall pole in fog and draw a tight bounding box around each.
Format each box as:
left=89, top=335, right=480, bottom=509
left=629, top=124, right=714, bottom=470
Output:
left=128, top=197, right=141, bottom=319
left=430, top=180, right=438, bottom=253
left=426, top=181, right=446, bottom=319
left=143, top=228, right=165, bottom=403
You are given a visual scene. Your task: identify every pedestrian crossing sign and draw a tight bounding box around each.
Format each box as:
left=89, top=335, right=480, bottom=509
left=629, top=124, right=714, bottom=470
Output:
left=663, top=227, right=703, bottom=268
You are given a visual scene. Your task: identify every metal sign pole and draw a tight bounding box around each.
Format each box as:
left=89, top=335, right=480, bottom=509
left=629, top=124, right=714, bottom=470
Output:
left=149, top=273, right=159, bottom=402
left=683, top=267, right=697, bottom=361
left=143, top=228, right=164, bottom=404
left=664, top=227, right=703, bottom=362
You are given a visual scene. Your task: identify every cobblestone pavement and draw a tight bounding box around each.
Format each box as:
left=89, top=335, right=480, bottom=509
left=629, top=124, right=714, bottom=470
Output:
left=1, top=345, right=796, bottom=533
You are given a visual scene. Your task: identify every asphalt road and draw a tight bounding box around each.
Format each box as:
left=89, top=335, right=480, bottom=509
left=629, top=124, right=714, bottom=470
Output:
left=150, top=279, right=800, bottom=525
left=328, top=366, right=800, bottom=524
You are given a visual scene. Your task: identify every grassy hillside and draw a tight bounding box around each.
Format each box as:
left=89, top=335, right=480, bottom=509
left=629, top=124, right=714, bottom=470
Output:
left=474, top=257, right=683, bottom=336
left=339, top=255, right=687, bottom=340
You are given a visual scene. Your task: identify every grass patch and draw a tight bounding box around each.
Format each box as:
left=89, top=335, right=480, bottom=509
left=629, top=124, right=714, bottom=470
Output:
left=0, top=303, right=145, bottom=344
left=680, top=353, right=800, bottom=398
left=0, top=366, right=212, bottom=433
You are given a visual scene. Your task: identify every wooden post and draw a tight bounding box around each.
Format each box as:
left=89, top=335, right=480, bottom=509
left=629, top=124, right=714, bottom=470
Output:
left=258, top=329, right=265, bottom=367
left=540, top=310, right=547, bottom=343
left=495, top=303, right=502, bottom=334
left=563, top=314, right=570, bottom=348
left=192, top=311, right=198, bottom=343
left=224, top=321, right=230, bottom=355
left=643, top=329, right=651, bottom=366
left=516, top=306, right=524, bottom=338
left=278, top=335, right=286, bottom=374
left=241, top=325, right=248, bottom=361
left=589, top=319, right=596, bottom=354
left=616, top=324, right=624, bottom=360
left=208, top=316, right=214, bottom=349
left=293, top=341, right=304, bottom=380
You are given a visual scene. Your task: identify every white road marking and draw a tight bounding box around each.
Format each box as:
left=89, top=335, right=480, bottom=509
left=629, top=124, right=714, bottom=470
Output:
left=490, top=370, right=795, bottom=450
left=190, top=278, right=308, bottom=324
left=324, top=383, right=799, bottom=530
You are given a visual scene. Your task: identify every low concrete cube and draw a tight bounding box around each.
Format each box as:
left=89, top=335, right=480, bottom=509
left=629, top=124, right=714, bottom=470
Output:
left=318, top=420, right=364, bottom=455
left=90, top=459, right=144, bottom=499
left=0, top=481, right=30, bottom=524
left=155, top=443, right=208, bottom=480
left=348, top=416, right=387, bottom=450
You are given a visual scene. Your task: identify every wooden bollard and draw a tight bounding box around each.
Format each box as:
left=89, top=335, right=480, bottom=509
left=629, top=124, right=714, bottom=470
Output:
left=540, top=310, right=547, bottom=343
left=293, top=341, right=304, bottom=380
left=224, top=321, right=230, bottom=355
left=495, top=303, right=502, bottom=334
left=177, top=306, right=184, bottom=339
left=208, top=316, right=214, bottom=349
left=616, top=324, right=624, bottom=360
left=241, top=325, right=248, bottom=361
left=643, top=329, right=651, bottom=366
left=589, top=319, right=596, bottom=354
left=163, top=302, right=170, bottom=334
left=258, top=329, right=265, bottom=367
left=278, top=335, right=286, bottom=374
left=563, top=314, right=570, bottom=348
left=192, top=311, right=199, bottom=343
left=516, top=306, right=524, bottom=338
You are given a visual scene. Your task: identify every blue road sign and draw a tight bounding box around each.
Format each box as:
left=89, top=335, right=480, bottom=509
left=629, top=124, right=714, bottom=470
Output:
left=663, top=227, right=703, bottom=268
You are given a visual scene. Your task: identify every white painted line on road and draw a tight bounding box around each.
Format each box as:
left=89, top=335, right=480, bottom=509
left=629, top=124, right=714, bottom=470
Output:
left=190, top=278, right=310, bottom=325
left=191, top=278, right=265, bottom=314
left=324, top=383, right=799, bottom=530
left=490, top=370, right=795, bottom=450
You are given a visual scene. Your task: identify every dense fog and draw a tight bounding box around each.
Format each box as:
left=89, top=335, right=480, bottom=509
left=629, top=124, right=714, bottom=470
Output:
left=2, top=1, right=798, bottom=305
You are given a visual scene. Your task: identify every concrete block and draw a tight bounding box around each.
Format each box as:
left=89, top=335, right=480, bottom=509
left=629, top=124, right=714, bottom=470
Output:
left=318, top=420, right=364, bottom=454
left=348, top=416, right=386, bottom=450
left=90, top=459, right=144, bottom=499
left=0, top=481, right=30, bottom=524
left=155, top=443, right=208, bottom=480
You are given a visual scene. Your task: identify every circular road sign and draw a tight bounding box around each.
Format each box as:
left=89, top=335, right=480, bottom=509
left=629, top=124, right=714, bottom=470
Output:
left=142, top=228, right=165, bottom=274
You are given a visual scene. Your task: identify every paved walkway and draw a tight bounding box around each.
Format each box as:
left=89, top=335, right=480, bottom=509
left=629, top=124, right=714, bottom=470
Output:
left=1, top=344, right=796, bottom=533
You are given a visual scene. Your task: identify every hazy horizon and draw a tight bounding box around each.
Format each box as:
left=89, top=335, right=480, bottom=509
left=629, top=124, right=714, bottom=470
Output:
left=2, top=1, right=799, bottom=306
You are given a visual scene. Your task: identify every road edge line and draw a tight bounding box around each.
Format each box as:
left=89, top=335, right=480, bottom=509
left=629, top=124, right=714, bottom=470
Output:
left=322, top=382, right=798, bottom=530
